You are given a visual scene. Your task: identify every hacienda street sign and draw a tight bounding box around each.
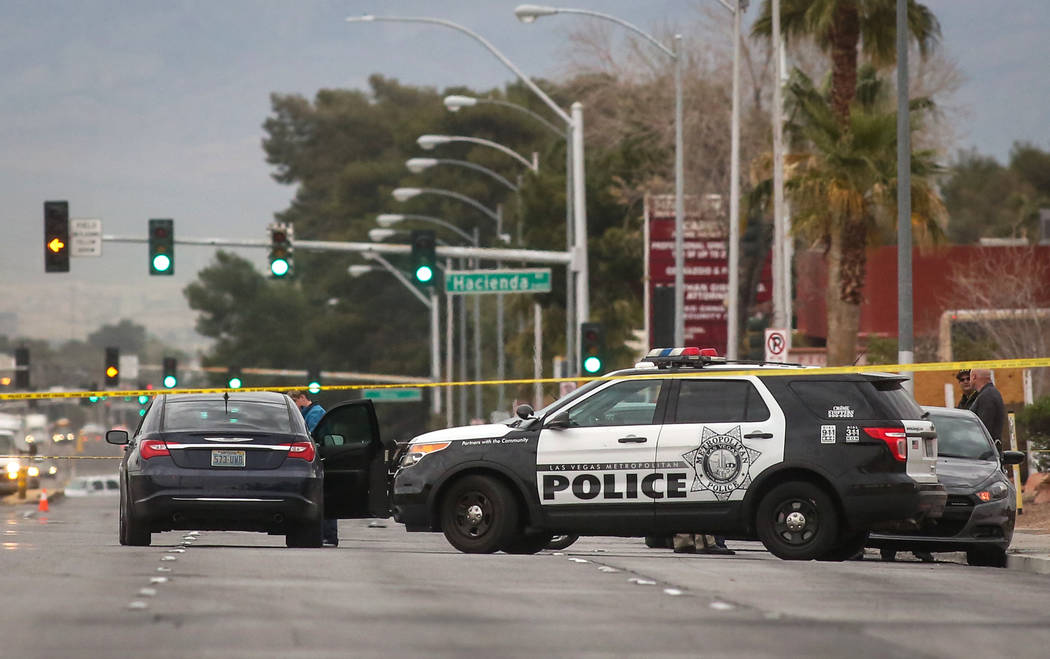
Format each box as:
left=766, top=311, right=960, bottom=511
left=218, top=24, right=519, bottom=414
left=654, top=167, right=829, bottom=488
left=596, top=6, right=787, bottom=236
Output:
left=445, top=268, right=552, bottom=295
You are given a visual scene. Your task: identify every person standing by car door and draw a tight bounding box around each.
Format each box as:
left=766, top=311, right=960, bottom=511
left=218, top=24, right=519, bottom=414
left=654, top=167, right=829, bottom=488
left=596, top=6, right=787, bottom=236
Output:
left=967, top=370, right=1005, bottom=445
left=955, top=370, right=977, bottom=409
left=289, top=390, right=336, bottom=546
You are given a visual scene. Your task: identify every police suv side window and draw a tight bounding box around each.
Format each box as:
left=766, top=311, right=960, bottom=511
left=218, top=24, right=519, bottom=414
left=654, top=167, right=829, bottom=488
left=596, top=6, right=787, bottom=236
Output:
left=788, top=381, right=877, bottom=420
left=672, top=380, right=770, bottom=423
left=566, top=380, right=663, bottom=428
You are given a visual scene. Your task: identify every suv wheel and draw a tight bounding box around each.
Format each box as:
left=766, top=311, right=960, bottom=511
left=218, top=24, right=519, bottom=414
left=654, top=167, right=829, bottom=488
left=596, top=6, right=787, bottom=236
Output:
left=756, top=481, right=838, bottom=560
left=440, top=475, right=519, bottom=554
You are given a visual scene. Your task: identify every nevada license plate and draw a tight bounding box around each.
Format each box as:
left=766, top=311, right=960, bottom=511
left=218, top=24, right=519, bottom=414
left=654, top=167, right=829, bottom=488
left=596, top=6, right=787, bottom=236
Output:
left=211, top=450, right=246, bottom=468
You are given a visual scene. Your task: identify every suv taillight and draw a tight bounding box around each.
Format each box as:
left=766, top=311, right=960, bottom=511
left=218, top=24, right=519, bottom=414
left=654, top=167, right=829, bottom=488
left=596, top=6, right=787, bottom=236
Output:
left=284, top=442, right=316, bottom=462
left=863, top=427, right=908, bottom=462
left=139, top=440, right=170, bottom=460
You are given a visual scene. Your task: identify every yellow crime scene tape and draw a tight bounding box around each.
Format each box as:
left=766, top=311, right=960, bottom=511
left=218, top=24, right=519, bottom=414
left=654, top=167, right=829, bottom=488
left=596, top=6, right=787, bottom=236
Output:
left=1, top=356, right=1049, bottom=402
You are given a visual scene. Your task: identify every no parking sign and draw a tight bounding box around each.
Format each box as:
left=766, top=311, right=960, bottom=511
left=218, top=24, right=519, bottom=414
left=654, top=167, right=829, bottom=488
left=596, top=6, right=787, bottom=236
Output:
left=764, top=328, right=790, bottom=363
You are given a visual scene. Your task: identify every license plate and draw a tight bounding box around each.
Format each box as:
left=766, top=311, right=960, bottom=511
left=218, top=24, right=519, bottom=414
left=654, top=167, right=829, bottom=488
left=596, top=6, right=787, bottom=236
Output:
left=211, top=450, right=245, bottom=468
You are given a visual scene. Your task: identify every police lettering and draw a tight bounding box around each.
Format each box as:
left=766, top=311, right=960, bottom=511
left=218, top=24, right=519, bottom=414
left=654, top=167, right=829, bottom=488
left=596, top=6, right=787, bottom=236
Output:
left=542, top=472, right=688, bottom=500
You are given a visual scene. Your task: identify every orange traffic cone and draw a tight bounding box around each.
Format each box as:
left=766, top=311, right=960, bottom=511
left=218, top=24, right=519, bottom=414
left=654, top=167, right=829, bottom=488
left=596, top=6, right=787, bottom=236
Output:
left=38, top=489, right=49, bottom=513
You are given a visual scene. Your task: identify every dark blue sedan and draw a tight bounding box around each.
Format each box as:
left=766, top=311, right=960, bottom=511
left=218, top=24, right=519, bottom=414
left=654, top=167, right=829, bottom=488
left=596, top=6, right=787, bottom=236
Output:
left=107, top=392, right=390, bottom=547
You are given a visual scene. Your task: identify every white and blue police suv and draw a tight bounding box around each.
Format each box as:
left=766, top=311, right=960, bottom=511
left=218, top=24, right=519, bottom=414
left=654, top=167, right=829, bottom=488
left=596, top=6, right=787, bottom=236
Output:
left=391, top=348, right=947, bottom=560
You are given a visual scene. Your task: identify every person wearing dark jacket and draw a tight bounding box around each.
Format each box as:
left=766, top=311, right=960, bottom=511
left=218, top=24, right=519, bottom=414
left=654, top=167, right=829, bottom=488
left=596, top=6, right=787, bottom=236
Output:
left=287, top=389, right=336, bottom=546
left=955, top=369, right=977, bottom=409
left=968, top=369, right=1006, bottom=444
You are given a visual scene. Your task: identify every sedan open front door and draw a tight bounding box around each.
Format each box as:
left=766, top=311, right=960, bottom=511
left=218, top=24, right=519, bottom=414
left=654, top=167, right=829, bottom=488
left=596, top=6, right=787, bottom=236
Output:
left=312, top=400, right=391, bottom=519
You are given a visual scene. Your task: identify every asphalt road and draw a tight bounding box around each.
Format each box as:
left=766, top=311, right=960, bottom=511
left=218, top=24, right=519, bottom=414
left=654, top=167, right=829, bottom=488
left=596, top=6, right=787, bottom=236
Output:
left=4, top=496, right=1050, bottom=659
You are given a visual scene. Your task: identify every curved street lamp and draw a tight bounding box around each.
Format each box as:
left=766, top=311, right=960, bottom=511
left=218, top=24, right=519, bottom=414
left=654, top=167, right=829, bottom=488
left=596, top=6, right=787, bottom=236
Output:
left=406, top=158, right=519, bottom=192
left=347, top=12, right=589, bottom=373
left=443, top=95, right=564, bottom=138
left=377, top=213, right=478, bottom=245
left=392, top=187, right=509, bottom=243
left=417, top=135, right=538, bottom=173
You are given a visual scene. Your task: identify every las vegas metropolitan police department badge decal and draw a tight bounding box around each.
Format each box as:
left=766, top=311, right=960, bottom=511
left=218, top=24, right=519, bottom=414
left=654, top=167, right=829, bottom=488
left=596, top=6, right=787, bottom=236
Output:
left=682, top=426, right=761, bottom=501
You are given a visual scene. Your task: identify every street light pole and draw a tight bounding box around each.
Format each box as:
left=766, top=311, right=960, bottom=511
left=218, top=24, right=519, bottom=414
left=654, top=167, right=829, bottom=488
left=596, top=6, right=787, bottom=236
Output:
left=727, top=0, right=742, bottom=358
left=771, top=0, right=787, bottom=332
left=897, top=0, right=914, bottom=392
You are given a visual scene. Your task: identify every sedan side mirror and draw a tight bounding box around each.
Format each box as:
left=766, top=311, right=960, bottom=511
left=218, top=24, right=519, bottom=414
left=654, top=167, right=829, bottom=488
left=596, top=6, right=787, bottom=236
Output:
left=105, top=429, right=129, bottom=445
left=544, top=410, right=571, bottom=430
left=1001, top=450, right=1026, bottom=466
left=515, top=404, right=534, bottom=420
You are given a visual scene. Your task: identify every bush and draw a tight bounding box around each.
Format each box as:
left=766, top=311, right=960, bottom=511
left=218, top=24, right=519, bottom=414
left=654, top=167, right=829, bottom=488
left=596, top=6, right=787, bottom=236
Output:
left=1017, top=395, right=1050, bottom=471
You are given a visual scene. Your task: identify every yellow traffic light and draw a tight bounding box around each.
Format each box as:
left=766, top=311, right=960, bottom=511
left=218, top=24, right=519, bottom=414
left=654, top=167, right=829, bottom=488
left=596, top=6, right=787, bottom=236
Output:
left=106, top=366, right=119, bottom=378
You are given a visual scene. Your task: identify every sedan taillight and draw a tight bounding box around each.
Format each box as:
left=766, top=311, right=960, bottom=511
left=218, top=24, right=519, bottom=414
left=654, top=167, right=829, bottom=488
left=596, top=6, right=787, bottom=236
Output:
left=863, top=427, right=908, bottom=462
left=284, top=442, right=316, bottom=462
left=139, top=440, right=170, bottom=460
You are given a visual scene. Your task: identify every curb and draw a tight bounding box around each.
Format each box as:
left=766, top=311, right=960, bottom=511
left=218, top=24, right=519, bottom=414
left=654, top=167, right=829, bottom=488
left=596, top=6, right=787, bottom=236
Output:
left=1007, top=552, right=1050, bottom=575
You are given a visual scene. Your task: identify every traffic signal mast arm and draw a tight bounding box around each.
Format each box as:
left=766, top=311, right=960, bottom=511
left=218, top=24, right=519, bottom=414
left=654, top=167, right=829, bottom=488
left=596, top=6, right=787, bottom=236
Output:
left=101, top=235, right=573, bottom=265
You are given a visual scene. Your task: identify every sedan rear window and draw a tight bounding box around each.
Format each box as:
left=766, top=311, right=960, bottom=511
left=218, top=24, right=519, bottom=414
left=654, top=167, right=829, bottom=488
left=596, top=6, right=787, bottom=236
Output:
left=162, top=399, right=294, bottom=433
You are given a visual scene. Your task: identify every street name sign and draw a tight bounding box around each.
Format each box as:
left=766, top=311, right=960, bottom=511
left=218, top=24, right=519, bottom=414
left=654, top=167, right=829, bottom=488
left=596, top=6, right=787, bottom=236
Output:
left=71, top=218, right=102, bottom=257
left=362, top=388, right=423, bottom=403
left=445, top=268, right=552, bottom=295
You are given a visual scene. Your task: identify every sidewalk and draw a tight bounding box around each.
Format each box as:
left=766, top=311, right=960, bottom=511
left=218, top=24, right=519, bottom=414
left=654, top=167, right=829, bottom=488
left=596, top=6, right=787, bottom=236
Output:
left=1007, top=530, right=1050, bottom=575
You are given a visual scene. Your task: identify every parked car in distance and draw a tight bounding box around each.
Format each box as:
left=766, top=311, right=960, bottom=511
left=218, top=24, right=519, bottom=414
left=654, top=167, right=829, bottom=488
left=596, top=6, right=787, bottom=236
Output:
left=866, top=406, right=1026, bottom=567
left=64, top=475, right=120, bottom=497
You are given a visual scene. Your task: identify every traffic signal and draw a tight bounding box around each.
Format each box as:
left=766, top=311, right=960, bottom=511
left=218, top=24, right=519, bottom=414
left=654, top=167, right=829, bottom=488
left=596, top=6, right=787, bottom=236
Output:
left=268, top=222, right=294, bottom=278
left=148, top=219, right=174, bottom=275
left=410, top=230, right=436, bottom=286
left=44, top=201, right=70, bottom=273
left=14, top=347, right=29, bottom=389
left=306, top=367, right=321, bottom=395
left=104, top=347, right=120, bottom=387
left=162, top=357, right=178, bottom=388
left=580, top=322, right=605, bottom=375
left=227, top=367, right=243, bottom=389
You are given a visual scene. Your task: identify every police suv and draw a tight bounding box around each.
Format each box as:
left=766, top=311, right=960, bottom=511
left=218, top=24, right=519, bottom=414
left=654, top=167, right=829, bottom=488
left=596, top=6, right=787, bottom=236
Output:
left=391, top=348, right=947, bottom=560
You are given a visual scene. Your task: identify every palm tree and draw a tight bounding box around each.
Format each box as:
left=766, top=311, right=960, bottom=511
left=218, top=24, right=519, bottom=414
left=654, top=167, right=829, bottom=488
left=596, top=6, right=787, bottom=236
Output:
left=753, top=0, right=940, bottom=125
left=783, top=67, right=946, bottom=364
left=752, top=0, right=940, bottom=363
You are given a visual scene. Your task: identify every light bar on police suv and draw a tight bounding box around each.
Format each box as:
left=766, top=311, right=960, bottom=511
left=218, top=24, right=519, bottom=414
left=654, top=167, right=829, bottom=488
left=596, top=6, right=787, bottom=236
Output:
left=642, top=346, right=723, bottom=367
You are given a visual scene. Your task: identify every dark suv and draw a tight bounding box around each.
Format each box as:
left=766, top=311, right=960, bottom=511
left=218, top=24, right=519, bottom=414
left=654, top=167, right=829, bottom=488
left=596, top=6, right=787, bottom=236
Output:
left=392, top=349, right=947, bottom=560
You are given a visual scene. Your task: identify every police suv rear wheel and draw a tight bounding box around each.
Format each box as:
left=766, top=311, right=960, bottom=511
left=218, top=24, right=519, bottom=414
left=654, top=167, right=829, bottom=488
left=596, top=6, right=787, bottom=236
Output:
left=756, top=481, right=838, bottom=560
left=440, top=475, right=519, bottom=554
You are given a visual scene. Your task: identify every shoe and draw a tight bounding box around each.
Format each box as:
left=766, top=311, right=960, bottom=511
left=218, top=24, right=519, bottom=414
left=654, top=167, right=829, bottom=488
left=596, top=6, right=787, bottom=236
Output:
left=673, top=545, right=696, bottom=554
left=913, top=551, right=934, bottom=563
left=698, top=546, right=736, bottom=556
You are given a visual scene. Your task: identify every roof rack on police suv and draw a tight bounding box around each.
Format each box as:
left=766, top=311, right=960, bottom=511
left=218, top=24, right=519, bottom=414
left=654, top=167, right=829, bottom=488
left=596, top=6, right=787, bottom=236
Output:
left=640, top=346, right=805, bottom=370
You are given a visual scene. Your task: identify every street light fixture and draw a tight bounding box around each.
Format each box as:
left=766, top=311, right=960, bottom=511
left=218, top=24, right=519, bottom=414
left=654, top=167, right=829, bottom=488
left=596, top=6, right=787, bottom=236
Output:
left=417, top=135, right=538, bottom=173
left=515, top=4, right=686, bottom=347
left=406, top=158, right=519, bottom=192
left=391, top=187, right=509, bottom=243
left=377, top=214, right=478, bottom=245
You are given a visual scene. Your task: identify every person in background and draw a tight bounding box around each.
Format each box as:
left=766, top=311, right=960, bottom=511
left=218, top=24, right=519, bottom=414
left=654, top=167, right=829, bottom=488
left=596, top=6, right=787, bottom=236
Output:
left=968, top=369, right=1006, bottom=444
left=955, top=370, right=977, bottom=409
left=287, top=389, right=336, bottom=546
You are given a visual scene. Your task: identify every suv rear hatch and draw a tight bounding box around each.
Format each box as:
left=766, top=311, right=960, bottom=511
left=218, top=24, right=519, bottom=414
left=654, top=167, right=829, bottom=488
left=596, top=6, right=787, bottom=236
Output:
left=867, top=378, right=939, bottom=485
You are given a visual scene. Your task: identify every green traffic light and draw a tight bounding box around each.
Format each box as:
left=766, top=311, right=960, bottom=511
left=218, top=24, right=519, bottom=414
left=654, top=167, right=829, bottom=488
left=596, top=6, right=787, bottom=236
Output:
left=270, top=258, right=290, bottom=277
left=308, top=381, right=321, bottom=395
left=582, top=356, right=603, bottom=374
left=137, top=395, right=149, bottom=405
left=152, top=253, right=171, bottom=273
left=139, top=409, right=146, bottom=416
left=163, top=375, right=177, bottom=388
left=228, top=377, right=242, bottom=389
left=414, top=265, right=434, bottom=283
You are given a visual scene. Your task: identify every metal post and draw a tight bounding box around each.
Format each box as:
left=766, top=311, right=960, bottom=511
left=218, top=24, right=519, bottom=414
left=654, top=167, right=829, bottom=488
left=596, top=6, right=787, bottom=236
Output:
left=896, top=0, right=914, bottom=393
left=446, top=257, right=454, bottom=428
left=496, top=207, right=506, bottom=417
left=673, top=33, right=685, bottom=346
left=534, top=302, right=543, bottom=410
left=431, top=289, right=440, bottom=416
left=771, top=0, right=786, bottom=330
left=565, top=134, right=576, bottom=377
left=458, top=260, right=467, bottom=426
left=571, top=103, right=589, bottom=361
left=727, top=2, right=742, bottom=359
left=472, top=228, right=482, bottom=421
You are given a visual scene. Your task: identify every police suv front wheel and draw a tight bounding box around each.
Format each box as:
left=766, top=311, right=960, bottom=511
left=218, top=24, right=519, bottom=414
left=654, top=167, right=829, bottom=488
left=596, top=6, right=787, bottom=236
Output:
left=440, top=475, right=519, bottom=554
left=756, top=481, right=839, bottom=560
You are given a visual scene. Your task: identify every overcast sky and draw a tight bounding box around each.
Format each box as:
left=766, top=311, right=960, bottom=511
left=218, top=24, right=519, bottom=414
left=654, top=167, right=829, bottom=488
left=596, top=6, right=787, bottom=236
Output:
left=2, top=0, right=1047, bottom=344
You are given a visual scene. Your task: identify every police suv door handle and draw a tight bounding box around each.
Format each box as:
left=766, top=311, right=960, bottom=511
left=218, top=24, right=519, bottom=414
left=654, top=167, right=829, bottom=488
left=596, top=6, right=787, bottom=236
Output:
left=617, top=436, right=648, bottom=443
left=743, top=431, right=774, bottom=439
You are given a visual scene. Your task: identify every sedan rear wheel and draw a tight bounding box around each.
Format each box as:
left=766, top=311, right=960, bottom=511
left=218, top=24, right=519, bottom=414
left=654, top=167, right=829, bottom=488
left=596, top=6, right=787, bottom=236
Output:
left=440, top=475, right=518, bottom=554
left=123, top=496, right=152, bottom=547
left=966, top=546, right=1007, bottom=568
